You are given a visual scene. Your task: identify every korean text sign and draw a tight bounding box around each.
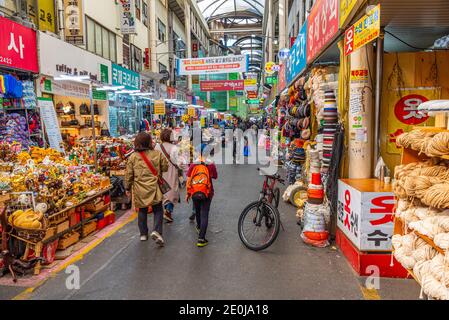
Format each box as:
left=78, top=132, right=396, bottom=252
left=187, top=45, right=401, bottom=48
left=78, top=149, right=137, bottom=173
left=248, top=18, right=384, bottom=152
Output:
left=200, top=80, right=244, bottom=92
left=112, top=64, right=140, bottom=90
left=287, top=21, right=307, bottom=84
left=120, top=0, right=137, bottom=34
left=344, top=4, right=380, bottom=56
left=306, top=0, right=339, bottom=64
left=0, top=17, right=38, bottom=73
left=337, top=180, right=395, bottom=251
left=177, top=55, right=249, bottom=75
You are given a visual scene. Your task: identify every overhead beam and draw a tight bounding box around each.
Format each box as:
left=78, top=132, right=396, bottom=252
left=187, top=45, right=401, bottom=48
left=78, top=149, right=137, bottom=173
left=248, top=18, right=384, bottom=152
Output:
left=209, top=28, right=263, bottom=33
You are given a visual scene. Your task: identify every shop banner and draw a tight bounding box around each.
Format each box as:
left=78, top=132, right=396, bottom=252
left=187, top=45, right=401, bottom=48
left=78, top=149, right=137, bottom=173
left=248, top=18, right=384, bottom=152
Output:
left=177, top=55, right=249, bottom=76
left=38, top=0, right=56, bottom=33
left=63, top=0, right=84, bottom=45
left=287, top=21, right=307, bottom=84
left=278, top=62, right=287, bottom=92
left=244, top=78, right=257, bottom=91
left=187, top=106, right=196, bottom=117
left=337, top=180, right=395, bottom=251
left=153, top=100, right=166, bottom=115
left=39, top=32, right=111, bottom=84
left=120, top=0, right=137, bottom=34
left=199, top=80, right=244, bottom=92
left=0, top=16, right=38, bottom=73
left=345, top=4, right=380, bottom=56
left=112, top=64, right=140, bottom=90
left=306, top=0, right=339, bottom=64
left=386, top=88, right=440, bottom=154
left=38, top=98, right=64, bottom=153
left=340, top=0, right=362, bottom=28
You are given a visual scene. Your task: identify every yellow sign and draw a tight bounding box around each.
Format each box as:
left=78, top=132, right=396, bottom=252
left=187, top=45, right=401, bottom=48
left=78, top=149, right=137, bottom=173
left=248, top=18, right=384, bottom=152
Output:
left=340, top=0, right=361, bottom=28
left=200, top=117, right=206, bottom=127
left=244, top=79, right=257, bottom=87
left=386, top=89, right=440, bottom=154
left=188, top=107, right=196, bottom=117
left=345, top=4, right=380, bottom=55
left=37, top=0, right=56, bottom=33
left=229, top=97, right=237, bottom=107
left=153, top=100, right=166, bottom=115
left=265, top=61, right=275, bottom=75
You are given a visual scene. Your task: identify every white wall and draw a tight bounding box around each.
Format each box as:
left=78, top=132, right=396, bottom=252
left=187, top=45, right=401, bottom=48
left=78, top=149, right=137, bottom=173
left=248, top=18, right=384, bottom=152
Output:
left=155, top=0, right=169, bottom=69
left=84, top=0, right=120, bottom=34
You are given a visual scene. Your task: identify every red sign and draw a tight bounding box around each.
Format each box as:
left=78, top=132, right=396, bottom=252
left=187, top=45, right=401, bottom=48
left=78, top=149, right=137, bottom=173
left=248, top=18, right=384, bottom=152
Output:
left=0, top=17, right=38, bottom=73
left=200, top=80, right=244, bottom=92
left=394, top=94, right=429, bottom=125
left=278, top=63, right=286, bottom=92
left=345, top=26, right=355, bottom=56
left=167, top=86, right=176, bottom=99
left=290, top=37, right=296, bottom=49
left=306, top=0, right=339, bottom=63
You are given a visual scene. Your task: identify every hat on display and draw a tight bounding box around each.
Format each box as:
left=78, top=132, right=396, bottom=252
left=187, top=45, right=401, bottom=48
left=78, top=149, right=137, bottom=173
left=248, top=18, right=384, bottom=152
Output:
left=301, top=128, right=311, bottom=140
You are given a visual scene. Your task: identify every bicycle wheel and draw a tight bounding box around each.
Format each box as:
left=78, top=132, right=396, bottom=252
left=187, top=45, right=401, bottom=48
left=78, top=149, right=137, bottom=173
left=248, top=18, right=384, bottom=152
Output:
left=238, top=201, right=281, bottom=251
left=270, top=187, right=280, bottom=209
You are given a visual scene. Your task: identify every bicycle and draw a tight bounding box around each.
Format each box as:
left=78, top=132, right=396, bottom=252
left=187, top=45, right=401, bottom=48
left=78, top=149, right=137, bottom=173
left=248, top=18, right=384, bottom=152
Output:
left=238, top=168, right=285, bottom=251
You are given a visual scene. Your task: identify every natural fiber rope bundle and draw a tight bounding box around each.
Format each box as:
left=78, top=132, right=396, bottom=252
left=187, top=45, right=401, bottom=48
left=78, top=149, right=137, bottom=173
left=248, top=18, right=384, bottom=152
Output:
left=437, top=216, right=449, bottom=232
left=396, top=130, right=437, bottom=150
left=422, top=274, right=449, bottom=300
left=422, top=184, right=449, bottom=209
left=412, top=245, right=438, bottom=262
left=397, top=199, right=410, bottom=212
left=429, top=254, right=449, bottom=286
left=394, top=247, right=417, bottom=269
left=425, top=132, right=449, bottom=157
left=434, top=233, right=449, bottom=250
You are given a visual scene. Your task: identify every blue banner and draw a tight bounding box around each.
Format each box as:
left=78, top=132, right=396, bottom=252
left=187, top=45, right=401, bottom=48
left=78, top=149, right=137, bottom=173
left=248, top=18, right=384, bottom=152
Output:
left=287, top=21, right=308, bottom=85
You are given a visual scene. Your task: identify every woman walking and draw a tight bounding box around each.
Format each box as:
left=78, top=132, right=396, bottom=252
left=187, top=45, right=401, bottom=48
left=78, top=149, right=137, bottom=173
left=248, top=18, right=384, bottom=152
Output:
left=125, top=132, right=169, bottom=245
left=155, top=129, right=181, bottom=223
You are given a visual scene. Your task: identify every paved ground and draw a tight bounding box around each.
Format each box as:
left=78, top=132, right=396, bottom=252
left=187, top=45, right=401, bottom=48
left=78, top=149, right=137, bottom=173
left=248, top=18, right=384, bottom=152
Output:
left=1, top=164, right=421, bottom=300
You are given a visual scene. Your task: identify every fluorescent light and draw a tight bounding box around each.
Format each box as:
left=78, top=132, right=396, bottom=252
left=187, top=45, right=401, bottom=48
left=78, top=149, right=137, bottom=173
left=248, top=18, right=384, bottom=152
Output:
left=97, top=85, right=125, bottom=91
left=131, top=92, right=153, bottom=96
left=116, top=89, right=141, bottom=94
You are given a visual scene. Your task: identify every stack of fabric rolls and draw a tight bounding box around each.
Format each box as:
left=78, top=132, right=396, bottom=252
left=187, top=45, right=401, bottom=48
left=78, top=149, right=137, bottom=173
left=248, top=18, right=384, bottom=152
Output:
left=321, top=90, right=339, bottom=172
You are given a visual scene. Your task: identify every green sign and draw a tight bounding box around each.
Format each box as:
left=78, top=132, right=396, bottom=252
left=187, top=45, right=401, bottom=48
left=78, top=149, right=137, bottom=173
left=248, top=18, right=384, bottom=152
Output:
left=100, top=64, right=109, bottom=84
left=44, top=79, right=52, bottom=92
left=112, top=63, right=140, bottom=90
left=246, top=99, right=260, bottom=104
left=92, top=89, right=107, bottom=101
left=266, top=76, right=277, bottom=85
left=229, top=73, right=239, bottom=80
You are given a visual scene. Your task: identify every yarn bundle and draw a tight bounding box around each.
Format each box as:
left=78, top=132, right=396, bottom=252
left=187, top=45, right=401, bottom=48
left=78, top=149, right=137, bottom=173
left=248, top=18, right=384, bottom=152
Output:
left=396, top=130, right=449, bottom=158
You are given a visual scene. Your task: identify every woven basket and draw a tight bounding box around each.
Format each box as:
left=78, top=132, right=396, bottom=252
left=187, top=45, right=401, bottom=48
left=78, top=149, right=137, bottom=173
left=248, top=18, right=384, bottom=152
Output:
left=13, top=217, right=48, bottom=243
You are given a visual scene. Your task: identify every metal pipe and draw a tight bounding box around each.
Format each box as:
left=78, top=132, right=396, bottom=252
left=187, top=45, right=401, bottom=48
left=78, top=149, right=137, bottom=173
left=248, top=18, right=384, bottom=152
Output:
left=89, top=82, right=98, bottom=173
left=373, top=31, right=384, bottom=171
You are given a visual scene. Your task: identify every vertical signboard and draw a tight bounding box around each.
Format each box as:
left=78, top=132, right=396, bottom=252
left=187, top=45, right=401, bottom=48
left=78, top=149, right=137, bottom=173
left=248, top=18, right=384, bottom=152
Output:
left=287, top=21, right=307, bottom=84
left=120, top=0, right=137, bottom=34
left=63, top=0, right=84, bottom=45
left=340, top=0, right=361, bottom=28
left=306, top=0, right=339, bottom=64
left=38, top=98, right=64, bottom=152
left=38, top=0, right=56, bottom=33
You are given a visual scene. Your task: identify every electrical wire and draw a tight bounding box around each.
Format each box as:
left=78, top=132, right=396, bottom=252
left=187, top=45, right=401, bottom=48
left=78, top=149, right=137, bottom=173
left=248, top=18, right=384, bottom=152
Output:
left=384, top=30, right=449, bottom=51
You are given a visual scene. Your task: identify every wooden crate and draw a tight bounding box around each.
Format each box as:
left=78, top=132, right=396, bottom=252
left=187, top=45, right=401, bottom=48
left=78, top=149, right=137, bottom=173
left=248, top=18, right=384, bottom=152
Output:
left=56, top=220, right=70, bottom=234
left=57, top=232, right=80, bottom=250
left=48, top=208, right=75, bottom=226
left=42, top=226, right=57, bottom=242
left=82, top=221, right=97, bottom=237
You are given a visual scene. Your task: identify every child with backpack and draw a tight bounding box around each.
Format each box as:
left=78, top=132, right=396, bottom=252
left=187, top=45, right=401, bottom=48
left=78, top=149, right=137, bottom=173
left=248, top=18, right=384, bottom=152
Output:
left=186, top=144, right=218, bottom=247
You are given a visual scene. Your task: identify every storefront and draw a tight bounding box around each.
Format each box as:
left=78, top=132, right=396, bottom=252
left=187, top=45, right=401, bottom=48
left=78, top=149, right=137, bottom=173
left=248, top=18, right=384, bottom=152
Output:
left=0, top=16, right=42, bottom=150
left=37, top=31, right=111, bottom=147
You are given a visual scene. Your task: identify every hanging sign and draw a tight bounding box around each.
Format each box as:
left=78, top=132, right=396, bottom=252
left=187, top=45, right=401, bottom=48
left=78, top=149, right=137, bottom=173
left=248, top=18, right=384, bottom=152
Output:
left=246, top=91, right=258, bottom=99
left=177, top=55, right=249, bottom=75
left=153, top=100, right=166, bottom=115
left=287, top=21, right=307, bottom=84
left=112, top=63, right=140, bottom=90
left=246, top=99, right=260, bottom=105
left=63, top=0, right=84, bottom=45
left=345, top=4, right=380, bottom=56
left=306, top=0, right=339, bottom=63
left=278, top=48, right=290, bottom=61
left=0, top=17, right=38, bottom=73
left=187, top=106, right=196, bottom=117
left=120, top=0, right=137, bottom=34
left=244, top=78, right=257, bottom=91
left=38, top=98, right=64, bottom=152
left=199, top=80, right=244, bottom=91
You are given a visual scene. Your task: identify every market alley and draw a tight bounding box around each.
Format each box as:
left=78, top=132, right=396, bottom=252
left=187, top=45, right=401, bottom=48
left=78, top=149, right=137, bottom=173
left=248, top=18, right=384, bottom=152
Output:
left=4, top=164, right=421, bottom=300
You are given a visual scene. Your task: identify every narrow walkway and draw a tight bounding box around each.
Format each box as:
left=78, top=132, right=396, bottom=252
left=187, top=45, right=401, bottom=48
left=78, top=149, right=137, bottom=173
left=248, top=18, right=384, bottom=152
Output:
left=5, top=164, right=420, bottom=300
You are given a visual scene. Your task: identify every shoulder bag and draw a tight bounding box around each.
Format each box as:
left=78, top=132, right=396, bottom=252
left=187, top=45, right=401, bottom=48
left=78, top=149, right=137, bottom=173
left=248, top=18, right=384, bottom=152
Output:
left=138, top=151, right=171, bottom=194
left=160, top=144, right=183, bottom=178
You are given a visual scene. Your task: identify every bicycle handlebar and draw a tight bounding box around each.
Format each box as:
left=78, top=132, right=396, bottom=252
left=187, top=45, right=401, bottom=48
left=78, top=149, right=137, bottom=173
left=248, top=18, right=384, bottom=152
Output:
left=257, top=168, right=285, bottom=185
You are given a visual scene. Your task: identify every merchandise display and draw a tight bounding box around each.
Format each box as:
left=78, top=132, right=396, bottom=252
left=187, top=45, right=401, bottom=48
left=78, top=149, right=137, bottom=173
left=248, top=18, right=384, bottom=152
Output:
left=393, top=127, right=449, bottom=299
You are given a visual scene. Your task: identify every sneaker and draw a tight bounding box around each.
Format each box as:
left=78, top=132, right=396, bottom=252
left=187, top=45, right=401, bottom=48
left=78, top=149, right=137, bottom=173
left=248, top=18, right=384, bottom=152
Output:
left=197, top=239, right=209, bottom=247
left=189, top=212, right=196, bottom=221
left=150, top=231, right=165, bottom=247
left=164, top=211, right=174, bottom=223
left=140, top=235, right=148, bottom=241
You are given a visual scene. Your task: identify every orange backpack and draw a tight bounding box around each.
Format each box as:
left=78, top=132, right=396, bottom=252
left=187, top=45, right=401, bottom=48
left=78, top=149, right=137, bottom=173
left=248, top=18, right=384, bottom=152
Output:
left=187, top=163, right=211, bottom=200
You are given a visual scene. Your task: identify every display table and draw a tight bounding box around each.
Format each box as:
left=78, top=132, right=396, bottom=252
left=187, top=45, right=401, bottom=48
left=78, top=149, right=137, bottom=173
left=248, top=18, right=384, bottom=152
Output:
left=336, top=179, right=407, bottom=278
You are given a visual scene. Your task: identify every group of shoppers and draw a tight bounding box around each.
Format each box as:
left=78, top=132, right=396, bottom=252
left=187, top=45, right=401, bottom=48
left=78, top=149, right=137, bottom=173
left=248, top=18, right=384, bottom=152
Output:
left=125, top=129, right=217, bottom=248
